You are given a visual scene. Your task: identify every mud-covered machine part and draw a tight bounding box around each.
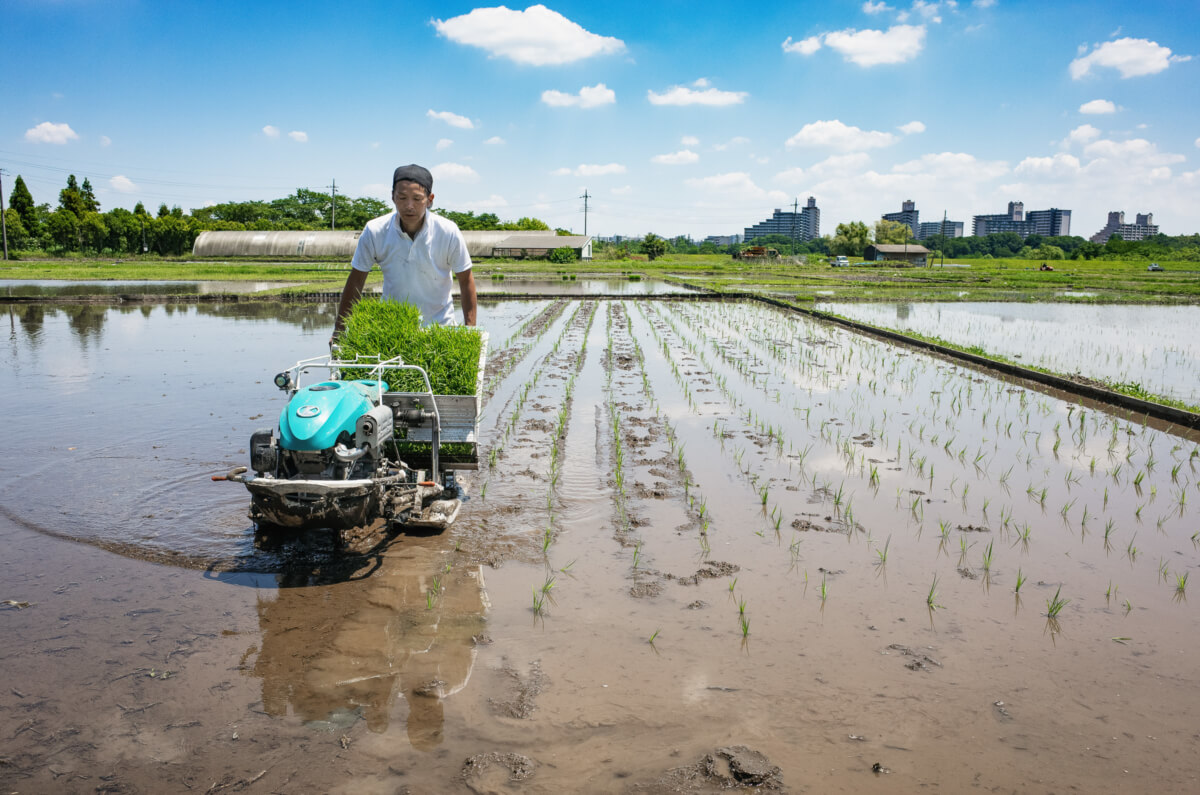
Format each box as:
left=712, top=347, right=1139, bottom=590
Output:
left=219, top=343, right=485, bottom=534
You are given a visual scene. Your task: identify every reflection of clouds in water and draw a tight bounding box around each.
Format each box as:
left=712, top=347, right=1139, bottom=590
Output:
left=823, top=302, right=1200, bottom=404
left=248, top=540, right=486, bottom=748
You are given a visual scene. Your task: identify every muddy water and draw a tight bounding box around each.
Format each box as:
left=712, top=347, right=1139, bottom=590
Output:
left=3, top=298, right=1200, bottom=792
left=471, top=277, right=696, bottom=295
left=0, top=279, right=300, bottom=296
left=820, top=301, right=1200, bottom=405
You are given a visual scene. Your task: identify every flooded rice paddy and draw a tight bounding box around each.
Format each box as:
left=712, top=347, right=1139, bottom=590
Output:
left=820, top=301, right=1200, bottom=405
left=2, top=298, right=1199, bottom=792
left=0, top=279, right=300, bottom=296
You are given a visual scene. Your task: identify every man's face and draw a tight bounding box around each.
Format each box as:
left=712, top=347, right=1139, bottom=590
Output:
left=393, top=181, right=433, bottom=227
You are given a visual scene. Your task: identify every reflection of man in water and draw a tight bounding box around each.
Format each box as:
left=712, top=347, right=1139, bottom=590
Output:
left=250, top=541, right=486, bottom=747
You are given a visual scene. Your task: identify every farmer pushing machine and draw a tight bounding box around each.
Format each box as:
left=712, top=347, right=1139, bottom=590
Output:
left=216, top=165, right=485, bottom=535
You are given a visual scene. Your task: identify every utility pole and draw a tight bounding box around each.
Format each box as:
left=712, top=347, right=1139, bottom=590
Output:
left=789, top=197, right=798, bottom=258
left=327, top=178, right=337, bottom=230
left=0, top=169, right=8, bottom=260
left=579, top=190, right=590, bottom=236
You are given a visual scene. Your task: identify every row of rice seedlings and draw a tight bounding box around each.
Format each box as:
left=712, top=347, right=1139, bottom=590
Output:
left=670, top=300, right=1194, bottom=619
left=482, top=299, right=569, bottom=399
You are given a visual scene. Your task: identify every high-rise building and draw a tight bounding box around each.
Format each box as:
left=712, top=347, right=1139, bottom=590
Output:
left=744, top=197, right=820, bottom=242
left=917, top=220, right=964, bottom=239
left=1090, top=211, right=1159, bottom=243
left=882, top=199, right=919, bottom=237
left=973, top=201, right=1071, bottom=239
left=1027, top=208, right=1071, bottom=237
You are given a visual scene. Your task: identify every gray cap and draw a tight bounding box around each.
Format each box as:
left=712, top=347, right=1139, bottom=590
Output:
left=393, top=164, right=433, bottom=193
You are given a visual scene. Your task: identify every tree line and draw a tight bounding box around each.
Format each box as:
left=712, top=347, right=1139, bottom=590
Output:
left=2, top=174, right=554, bottom=257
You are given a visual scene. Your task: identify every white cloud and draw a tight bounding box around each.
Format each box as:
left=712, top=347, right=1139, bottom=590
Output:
left=683, top=172, right=789, bottom=204
left=773, top=166, right=806, bottom=184
left=484, top=136, right=505, bottom=145
left=712, top=137, right=750, bottom=151
left=786, top=119, right=897, bottom=150
left=427, top=109, right=474, bottom=129
left=781, top=35, right=823, bottom=56
left=25, top=121, right=79, bottom=144
left=810, top=153, right=872, bottom=176
left=892, top=152, right=1009, bottom=180
left=1079, top=99, right=1117, bottom=115
left=262, top=125, right=280, bottom=139
left=899, top=120, right=926, bottom=134
left=692, top=78, right=710, bottom=88
left=432, top=5, right=625, bottom=66
left=100, top=135, right=111, bottom=147
left=431, top=162, right=480, bottom=182
left=109, top=175, right=138, bottom=193
left=1082, top=137, right=1185, bottom=166
left=822, top=25, right=926, bottom=66
left=647, top=84, right=747, bottom=106
left=1195, top=137, right=1200, bottom=148
left=1070, top=37, right=1189, bottom=79
left=577, top=163, right=626, bottom=176
left=652, top=149, right=699, bottom=165
left=288, top=130, right=308, bottom=143
left=681, top=135, right=699, bottom=146
left=553, top=163, right=626, bottom=177
left=973, top=0, right=995, bottom=7
left=541, top=83, right=616, bottom=108
left=863, top=1, right=892, bottom=14
left=1064, top=124, right=1102, bottom=146
left=437, top=138, right=454, bottom=150
left=912, top=0, right=942, bottom=23
left=471, top=194, right=509, bottom=209
left=1015, top=153, right=1082, bottom=178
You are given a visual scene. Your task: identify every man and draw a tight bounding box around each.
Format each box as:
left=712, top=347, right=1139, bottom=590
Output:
left=332, top=164, right=477, bottom=344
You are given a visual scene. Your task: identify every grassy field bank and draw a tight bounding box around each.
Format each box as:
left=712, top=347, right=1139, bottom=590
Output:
left=2, top=253, right=1196, bottom=303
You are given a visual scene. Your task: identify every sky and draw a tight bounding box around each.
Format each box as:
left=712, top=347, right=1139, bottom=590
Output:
left=3, top=0, right=1199, bottom=240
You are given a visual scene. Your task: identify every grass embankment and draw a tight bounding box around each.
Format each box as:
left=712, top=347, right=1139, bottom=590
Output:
left=337, top=299, right=482, bottom=395
left=3, top=254, right=1197, bottom=304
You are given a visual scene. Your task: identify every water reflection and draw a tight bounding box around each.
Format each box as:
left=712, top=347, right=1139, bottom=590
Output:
left=247, top=537, right=486, bottom=747
left=4, top=302, right=340, bottom=350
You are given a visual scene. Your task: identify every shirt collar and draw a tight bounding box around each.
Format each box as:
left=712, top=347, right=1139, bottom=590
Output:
left=394, top=209, right=429, bottom=242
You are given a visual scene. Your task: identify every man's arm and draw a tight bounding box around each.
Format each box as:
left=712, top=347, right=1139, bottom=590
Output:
left=457, top=269, right=477, bottom=326
left=332, top=268, right=369, bottom=344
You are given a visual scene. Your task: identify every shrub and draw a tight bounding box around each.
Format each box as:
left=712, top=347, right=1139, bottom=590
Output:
left=547, top=246, right=577, bottom=263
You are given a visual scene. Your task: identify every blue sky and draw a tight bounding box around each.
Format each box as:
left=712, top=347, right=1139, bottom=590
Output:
left=4, top=0, right=1198, bottom=239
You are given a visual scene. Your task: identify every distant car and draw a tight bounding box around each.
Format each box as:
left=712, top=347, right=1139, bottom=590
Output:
left=830, top=256, right=850, bottom=267
left=1148, top=263, right=1163, bottom=272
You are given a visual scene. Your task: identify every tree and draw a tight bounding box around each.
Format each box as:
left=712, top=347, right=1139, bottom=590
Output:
left=79, top=212, right=108, bottom=253
left=831, top=221, right=871, bottom=256
left=9, top=175, right=37, bottom=237
left=3, top=209, right=28, bottom=249
left=157, top=203, right=170, bottom=218
left=641, top=232, right=669, bottom=261
left=873, top=219, right=911, bottom=245
left=47, top=208, right=79, bottom=251
left=80, top=178, right=99, bottom=213
left=59, top=175, right=87, bottom=217
left=547, top=246, right=576, bottom=263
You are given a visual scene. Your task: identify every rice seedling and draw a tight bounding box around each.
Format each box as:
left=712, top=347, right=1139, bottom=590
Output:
left=648, top=629, right=660, bottom=644
left=874, top=535, right=891, bottom=566
left=1105, top=581, right=1117, bottom=601
left=981, top=540, right=994, bottom=573
left=927, top=575, right=942, bottom=609
left=739, top=614, right=750, bottom=637
left=339, top=299, right=483, bottom=394
left=1176, top=572, right=1189, bottom=595
left=1045, top=585, right=1069, bottom=618
left=819, top=575, right=828, bottom=603
left=1014, top=568, right=1026, bottom=593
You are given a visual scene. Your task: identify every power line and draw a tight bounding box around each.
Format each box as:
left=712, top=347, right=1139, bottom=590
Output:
left=580, top=189, right=590, bottom=236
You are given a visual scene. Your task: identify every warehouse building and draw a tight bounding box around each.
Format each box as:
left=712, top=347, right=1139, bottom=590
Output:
left=192, top=230, right=591, bottom=259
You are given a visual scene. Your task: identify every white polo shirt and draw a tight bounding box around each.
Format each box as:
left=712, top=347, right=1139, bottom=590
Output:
left=350, top=210, right=472, bottom=326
